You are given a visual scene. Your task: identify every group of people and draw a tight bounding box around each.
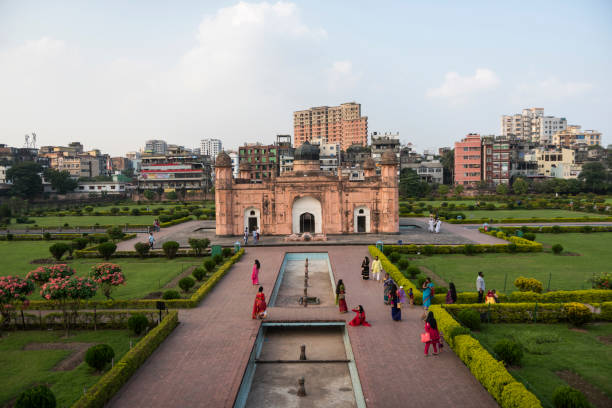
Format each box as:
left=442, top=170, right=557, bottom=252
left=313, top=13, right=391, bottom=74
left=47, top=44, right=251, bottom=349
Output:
left=427, top=215, right=442, bottom=234
left=476, top=271, right=499, bottom=304
left=244, top=227, right=261, bottom=246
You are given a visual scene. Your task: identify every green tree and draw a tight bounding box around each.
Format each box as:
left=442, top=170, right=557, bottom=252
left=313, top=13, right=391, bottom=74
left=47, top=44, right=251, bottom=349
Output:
left=44, top=168, right=78, bottom=194
left=6, top=162, right=42, bottom=198
left=512, top=177, right=528, bottom=195
left=578, top=162, right=609, bottom=193
left=440, top=149, right=454, bottom=184
left=399, top=169, right=430, bottom=198
left=454, top=184, right=464, bottom=195
left=496, top=183, right=509, bottom=195
left=143, top=190, right=155, bottom=200
left=437, top=184, right=449, bottom=195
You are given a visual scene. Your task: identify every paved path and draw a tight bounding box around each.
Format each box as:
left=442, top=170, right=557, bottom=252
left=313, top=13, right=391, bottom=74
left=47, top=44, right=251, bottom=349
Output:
left=110, top=246, right=497, bottom=408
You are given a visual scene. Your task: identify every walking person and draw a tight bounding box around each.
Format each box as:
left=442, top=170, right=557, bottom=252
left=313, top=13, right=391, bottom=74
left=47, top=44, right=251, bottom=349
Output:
left=390, top=282, right=401, bottom=321
left=252, top=228, right=258, bottom=245
left=244, top=227, right=249, bottom=245
left=148, top=232, right=155, bottom=249
left=155, top=219, right=160, bottom=232
left=361, top=256, right=370, bottom=280
left=422, top=311, right=441, bottom=356
left=252, top=260, right=260, bottom=286
left=371, top=256, right=382, bottom=282
left=398, top=285, right=408, bottom=306
left=335, top=279, right=348, bottom=313
left=476, top=272, right=485, bottom=303
left=422, top=277, right=434, bottom=313
left=446, top=282, right=457, bottom=304
left=348, top=305, right=371, bottom=327
left=252, top=286, right=267, bottom=319
left=428, top=216, right=435, bottom=233
left=435, top=218, right=442, bottom=234
left=383, top=274, right=393, bottom=304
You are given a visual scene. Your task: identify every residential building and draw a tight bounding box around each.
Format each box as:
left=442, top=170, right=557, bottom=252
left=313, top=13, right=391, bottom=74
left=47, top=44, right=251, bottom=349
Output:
left=318, top=142, right=341, bottom=173
left=200, top=139, right=222, bottom=158
left=126, top=151, right=142, bottom=174
left=371, top=132, right=400, bottom=163
left=534, top=148, right=580, bottom=178
left=144, top=140, right=167, bottom=154
left=501, top=108, right=568, bottom=144
left=538, top=116, right=567, bottom=145
left=228, top=151, right=239, bottom=178
left=482, top=137, right=510, bottom=185
left=454, top=133, right=482, bottom=185
left=293, top=102, right=368, bottom=150
left=509, top=139, right=539, bottom=180
left=138, top=153, right=209, bottom=192
left=0, top=165, right=9, bottom=184
left=403, top=161, right=444, bottom=184
left=39, top=144, right=110, bottom=179
left=552, top=126, right=602, bottom=149
left=341, top=145, right=371, bottom=168
left=45, top=179, right=132, bottom=196
left=238, top=143, right=280, bottom=180
left=111, top=157, right=131, bottom=172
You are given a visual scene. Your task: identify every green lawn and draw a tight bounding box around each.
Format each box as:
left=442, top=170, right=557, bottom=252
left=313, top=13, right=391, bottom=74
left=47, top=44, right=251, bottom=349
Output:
left=472, top=323, right=612, bottom=406
left=0, top=241, right=202, bottom=300
left=10, top=215, right=159, bottom=228
left=0, top=329, right=137, bottom=406
left=462, top=209, right=606, bottom=219
left=401, top=200, right=482, bottom=207
left=410, top=233, right=612, bottom=292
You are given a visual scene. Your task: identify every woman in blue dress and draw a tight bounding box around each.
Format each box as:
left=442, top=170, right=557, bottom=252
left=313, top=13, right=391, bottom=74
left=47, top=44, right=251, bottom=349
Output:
left=422, top=278, right=434, bottom=312
left=389, top=282, right=401, bottom=321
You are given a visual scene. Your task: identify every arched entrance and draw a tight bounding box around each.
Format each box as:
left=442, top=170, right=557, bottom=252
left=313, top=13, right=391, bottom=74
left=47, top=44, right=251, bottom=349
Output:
left=299, top=212, right=315, bottom=233
left=292, top=196, right=322, bottom=234
left=243, top=207, right=260, bottom=233
left=353, top=206, right=371, bottom=233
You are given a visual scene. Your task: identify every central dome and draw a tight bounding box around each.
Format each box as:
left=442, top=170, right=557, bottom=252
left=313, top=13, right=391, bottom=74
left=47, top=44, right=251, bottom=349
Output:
left=294, top=141, right=320, bottom=161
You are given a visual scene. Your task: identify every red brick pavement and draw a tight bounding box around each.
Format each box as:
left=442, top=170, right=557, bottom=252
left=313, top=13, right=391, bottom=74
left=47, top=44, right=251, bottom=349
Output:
left=110, top=246, right=497, bottom=408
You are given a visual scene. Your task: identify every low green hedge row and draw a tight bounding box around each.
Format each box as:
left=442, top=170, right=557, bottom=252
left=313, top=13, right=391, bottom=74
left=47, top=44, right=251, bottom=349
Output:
left=72, top=310, right=179, bottom=408
left=74, top=248, right=201, bottom=259
left=160, top=216, right=193, bottom=228
left=5, top=310, right=159, bottom=329
left=383, top=239, right=541, bottom=255
left=0, top=233, right=108, bottom=241
left=432, top=289, right=612, bottom=305
left=429, top=305, right=542, bottom=408
left=443, top=303, right=604, bottom=323
left=28, top=248, right=245, bottom=310
left=496, top=225, right=612, bottom=234
left=448, top=216, right=612, bottom=224
left=597, top=302, right=612, bottom=320
left=369, top=246, right=423, bottom=304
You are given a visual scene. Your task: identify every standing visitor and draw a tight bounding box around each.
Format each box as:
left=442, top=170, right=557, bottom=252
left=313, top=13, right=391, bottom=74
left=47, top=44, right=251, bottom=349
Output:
left=390, top=283, right=401, bottom=321
left=361, top=256, right=370, bottom=280
left=446, top=282, right=457, bottom=304
left=244, top=227, right=249, bottom=245
left=348, top=305, right=371, bottom=327
left=398, top=285, right=408, bottom=306
left=252, top=260, right=260, bottom=286
left=252, top=286, right=267, bottom=319
left=435, top=218, right=442, bottom=234
left=335, top=279, right=348, bottom=313
left=422, top=311, right=441, bottom=356
left=476, top=272, right=485, bottom=303
left=371, top=256, right=382, bottom=282
left=422, top=278, right=434, bottom=312
left=256, top=229, right=260, bottom=242
left=252, top=228, right=258, bottom=245
left=408, top=288, right=414, bottom=305
left=148, top=232, right=155, bottom=249
left=156, top=219, right=160, bottom=232
left=428, top=216, right=435, bottom=233
left=383, top=274, right=393, bottom=304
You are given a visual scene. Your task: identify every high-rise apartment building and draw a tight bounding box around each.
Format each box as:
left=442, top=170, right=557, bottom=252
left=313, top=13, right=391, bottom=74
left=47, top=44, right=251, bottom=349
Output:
left=501, top=108, right=566, bottom=144
left=454, top=133, right=482, bottom=185
left=200, top=139, right=222, bottom=158
left=293, top=102, right=368, bottom=151
left=538, top=116, right=567, bottom=145
left=144, top=140, right=167, bottom=154
left=482, top=137, right=510, bottom=185
left=552, top=125, right=602, bottom=149
left=238, top=143, right=279, bottom=180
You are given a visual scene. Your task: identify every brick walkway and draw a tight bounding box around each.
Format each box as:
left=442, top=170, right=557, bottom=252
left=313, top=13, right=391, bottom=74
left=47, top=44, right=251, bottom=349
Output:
left=109, top=245, right=496, bottom=408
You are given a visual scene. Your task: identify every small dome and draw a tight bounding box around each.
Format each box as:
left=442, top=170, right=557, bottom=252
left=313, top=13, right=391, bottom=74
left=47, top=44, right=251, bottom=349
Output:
left=381, top=150, right=398, bottom=165
left=239, top=161, right=251, bottom=171
left=294, top=141, right=320, bottom=161
left=363, top=157, right=375, bottom=170
left=215, top=151, right=232, bottom=167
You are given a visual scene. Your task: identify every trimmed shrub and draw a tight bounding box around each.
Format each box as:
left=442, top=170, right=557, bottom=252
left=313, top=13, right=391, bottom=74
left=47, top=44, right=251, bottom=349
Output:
left=192, top=267, right=206, bottom=282
left=405, top=266, right=420, bottom=279
left=522, top=232, right=536, bottom=241
left=188, top=238, right=210, bottom=256
left=162, top=290, right=180, bottom=300
left=128, top=314, right=149, bottom=336
left=85, top=344, right=115, bottom=371
left=162, top=241, right=180, bottom=259
left=212, top=254, right=224, bottom=265
left=552, top=225, right=561, bottom=233
left=97, top=242, right=117, bottom=260
left=449, top=326, right=471, bottom=340
left=552, top=386, right=590, bottom=408
left=110, top=207, right=120, bottom=215
left=72, top=237, right=89, bottom=250
left=507, top=243, right=517, bottom=253
left=464, top=244, right=476, bottom=255
left=15, top=385, right=56, bottom=408
left=49, top=243, right=70, bottom=261
left=6, top=233, right=13, bottom=240
left=43, top=232, right=51, bottom=240
left=96, top=236, right=109, bottom=244
left=222, top=247, right=233, bottom=258
left=204, top=259, right=216, bottom=272
left=564, top=302, right=591, bottom=326
left=178, top=277, right=195, bottom=293
left=106, top=226, right=125, bottom=242
left=457, top=308, right=481, bottom=330
left=514, top=277, right=543, bottom=293
left=423, top=245, right=435, bottom=256
left=493, top=339, right=523, bottom=366
left=130, top=208, right=140, bottom=216
left=552, top=244, right=564, bottom=254
left=134, top=242, right=150, bottom=258
left=397, top=259, right=409, bottom=271
left=388, top=252, right=401, bottom=263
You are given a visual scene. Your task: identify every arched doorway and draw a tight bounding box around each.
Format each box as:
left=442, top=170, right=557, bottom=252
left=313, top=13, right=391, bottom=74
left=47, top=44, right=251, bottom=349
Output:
left=244, top=207, right=261, bottom=233
left=292, top=196, right=322, bottom=234
left=353, top=206, right=371, bottom=233
left=299, top=212, right=315, bottom=233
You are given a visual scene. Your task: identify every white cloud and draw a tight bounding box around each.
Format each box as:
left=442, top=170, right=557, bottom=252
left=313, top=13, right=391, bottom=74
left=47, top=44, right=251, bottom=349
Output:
left=327, top=60, right=361, bottom=92
left=513, top=77, right=593, bottom=103
left=426, top=68, right=500, bottom=104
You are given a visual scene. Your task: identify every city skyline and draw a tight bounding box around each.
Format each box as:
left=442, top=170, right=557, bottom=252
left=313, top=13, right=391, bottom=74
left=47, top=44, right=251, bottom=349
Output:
left=1, top=0, right=611, bottom=156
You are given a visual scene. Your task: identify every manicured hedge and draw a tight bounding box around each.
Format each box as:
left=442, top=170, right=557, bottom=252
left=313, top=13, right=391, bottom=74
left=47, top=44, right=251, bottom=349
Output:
left=429, top=305, right=542, bottom=408
left=71, top=311, right=179, bottom=408
left=9, top=311, right=159, bottom=329
left=368, top=246, right=422, bottom=303
left=160, top=216, right=193, bottom=228
left=382, top=238, right=541, bottom=254
left=448, top=216, right=612, bottom=224
left=0, top=233, right=109, bottom=241
left=496, top=225, right=612, bottom=234
left=432, top=289, right=612, bottom=305
left=74, top=248, right=203, bottom=259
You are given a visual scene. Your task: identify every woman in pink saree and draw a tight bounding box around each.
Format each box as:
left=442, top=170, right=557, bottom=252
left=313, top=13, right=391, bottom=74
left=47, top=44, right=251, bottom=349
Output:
left=252, top=259, right=260, bottom=285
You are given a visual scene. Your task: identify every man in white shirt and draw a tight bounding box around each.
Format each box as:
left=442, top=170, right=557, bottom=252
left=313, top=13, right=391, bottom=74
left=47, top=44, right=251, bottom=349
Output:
left=476, top=271, right=485, bottom=303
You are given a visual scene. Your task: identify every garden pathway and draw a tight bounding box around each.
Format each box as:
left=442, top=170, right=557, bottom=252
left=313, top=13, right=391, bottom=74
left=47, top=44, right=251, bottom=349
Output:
left=109, top=246, right=497, bottom=408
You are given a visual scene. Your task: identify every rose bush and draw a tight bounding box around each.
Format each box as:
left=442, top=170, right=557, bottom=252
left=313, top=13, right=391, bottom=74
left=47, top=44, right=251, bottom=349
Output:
left=90, top=263, right=125, bottom=300
left=0, top=276, right=35, bottom=321
left=40, top=276, right=97, bottom=334
left=26, top=265, right=75, bottom=286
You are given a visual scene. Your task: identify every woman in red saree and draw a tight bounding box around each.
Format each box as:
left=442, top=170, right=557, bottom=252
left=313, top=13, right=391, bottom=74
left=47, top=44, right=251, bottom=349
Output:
left=251, top=259, right=260, bottom=285
left=348, top=305, right=371, bottom=327
left=335, top=279, right=348, bottom=313
left=252, top=286, right=267, bottom=319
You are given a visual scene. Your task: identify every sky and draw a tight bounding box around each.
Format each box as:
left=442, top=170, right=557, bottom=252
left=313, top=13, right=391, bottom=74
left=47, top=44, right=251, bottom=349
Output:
left=0, top=0, right=611, bottom=156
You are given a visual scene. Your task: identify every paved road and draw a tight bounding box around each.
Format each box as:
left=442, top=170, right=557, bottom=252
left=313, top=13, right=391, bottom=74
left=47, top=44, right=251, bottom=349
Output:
left=109, top=246, right=497, bottom=408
